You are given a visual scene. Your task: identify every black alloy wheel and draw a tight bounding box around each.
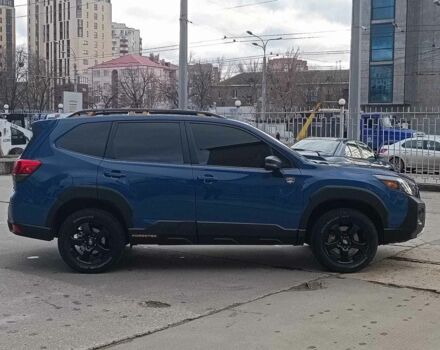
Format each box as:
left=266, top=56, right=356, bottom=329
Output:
left=58, top=209, right=125, bottom=273
left=311, top=209, right=378, bottom=273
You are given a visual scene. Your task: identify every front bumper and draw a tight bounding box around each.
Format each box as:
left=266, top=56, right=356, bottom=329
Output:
left=382, top=196, right=425, bottom=244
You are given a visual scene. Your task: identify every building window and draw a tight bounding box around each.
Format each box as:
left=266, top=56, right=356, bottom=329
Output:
left=371, top=0, right=395, bottom=20
left=369, top=65, right=393, bottom=103
left=370, top=23, right=394, bottom=62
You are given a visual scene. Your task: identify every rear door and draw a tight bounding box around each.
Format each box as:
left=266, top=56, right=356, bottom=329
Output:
left=188, top=122, right=303, bottom=245
left=98, top=121, right=196, bottom=244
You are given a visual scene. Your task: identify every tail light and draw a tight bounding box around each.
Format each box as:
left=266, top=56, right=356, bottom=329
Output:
left=13, top=159, right=41, bottom=181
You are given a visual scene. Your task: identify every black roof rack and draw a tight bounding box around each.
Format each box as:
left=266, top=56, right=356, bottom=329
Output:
left=67, top=109, right=225, bottom=119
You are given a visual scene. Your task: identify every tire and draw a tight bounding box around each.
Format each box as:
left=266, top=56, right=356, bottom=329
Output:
left=8, top=148, right=23, bottom=156
left=310, top=209, right=378, bottom=273
left=390, top=157, right=405, bottom=173
left=57, top=209, right=126, bottom=273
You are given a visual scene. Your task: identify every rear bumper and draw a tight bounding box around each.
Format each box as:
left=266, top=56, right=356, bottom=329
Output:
left=8, top=203, right=54, bottom=241
left=382, top=196, right=425, bottom=244
left=7, top=222, right=54, bottom=241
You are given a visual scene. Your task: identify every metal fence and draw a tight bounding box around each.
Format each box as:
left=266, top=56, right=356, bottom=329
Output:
left=222, top=108, right=440, bottom=185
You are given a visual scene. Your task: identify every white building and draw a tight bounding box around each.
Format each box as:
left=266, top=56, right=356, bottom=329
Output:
left=112, top=22, right=142, bottom=57
left=28, top=0, right=113, bottom=83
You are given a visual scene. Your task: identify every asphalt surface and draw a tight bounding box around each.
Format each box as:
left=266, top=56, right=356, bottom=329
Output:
left=0, top=176, right=439, bottom=350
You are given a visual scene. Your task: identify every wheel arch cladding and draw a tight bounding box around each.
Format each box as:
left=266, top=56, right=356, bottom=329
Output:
left=47, top=187, right=133, bottom=240
left=300, top=187, right=387, bottom=244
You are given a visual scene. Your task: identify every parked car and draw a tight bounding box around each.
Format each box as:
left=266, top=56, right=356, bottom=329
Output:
left=379, top=136, right=440, bottom=173
left=9, top=109, right=425, bottom=274
left=0, top=119, right=33, bottom=156
left=291, top=137, right=394, bottom=170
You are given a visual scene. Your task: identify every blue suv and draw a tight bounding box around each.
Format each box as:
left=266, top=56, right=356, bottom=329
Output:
left=8, top=110, right=425, bottom=273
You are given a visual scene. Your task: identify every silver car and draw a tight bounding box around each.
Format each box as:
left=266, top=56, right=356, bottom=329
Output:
left=380, top=136, right=440, bottom=173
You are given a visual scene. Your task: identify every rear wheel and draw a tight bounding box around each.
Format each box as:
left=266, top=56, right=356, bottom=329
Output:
left=57, top=209, right=126, bottom=273
left=311, top=209, right=378, bottom=273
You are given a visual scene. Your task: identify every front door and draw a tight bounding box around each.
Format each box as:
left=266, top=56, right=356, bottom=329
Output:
left=188, top=122, right=303, bottom=245
left=98, top=121, right=196, bottom=244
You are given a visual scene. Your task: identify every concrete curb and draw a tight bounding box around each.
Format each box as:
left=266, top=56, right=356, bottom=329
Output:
left=419, top=184, right=440, bottom=192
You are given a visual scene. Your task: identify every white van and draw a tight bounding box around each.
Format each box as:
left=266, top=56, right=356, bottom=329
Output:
left=0, top=119, right=33, bottom=156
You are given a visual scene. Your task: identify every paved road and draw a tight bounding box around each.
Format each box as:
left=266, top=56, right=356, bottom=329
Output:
left=0, top=176, right=439, bottom=350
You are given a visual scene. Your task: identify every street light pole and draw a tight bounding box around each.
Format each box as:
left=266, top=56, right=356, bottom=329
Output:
left=247, top=31, right=282, bottom=132
left=179, top=0, right=189, bottom=109
left=348, top=0, right=362, bottom=140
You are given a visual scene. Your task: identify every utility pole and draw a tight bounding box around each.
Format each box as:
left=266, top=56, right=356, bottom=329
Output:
left=348, top=0, right=362, bottom=140
left=246, top=31, right=282, bottom=132
left=74, top=63, right=79, bottom=93
left=178, top=0, right=188, bottom=109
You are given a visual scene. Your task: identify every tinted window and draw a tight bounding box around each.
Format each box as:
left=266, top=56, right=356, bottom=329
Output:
left=293, top=139, right=339, bottom=155
left=424, top=141, right=440, bottom=151
left=369, top=65, right=393, bottom=103
left=57, top=122, right=111, bottom=157
left=403, top=140, right=423, bottom=149
left=371, top=24, right=394, bottom=62
left=372, top=0, right=395, bottom=20
left=191, top=123, right=273, bottom=168
left=11, top=127, right=27, bottom=146
left=111, top=122, right=184, bottom=164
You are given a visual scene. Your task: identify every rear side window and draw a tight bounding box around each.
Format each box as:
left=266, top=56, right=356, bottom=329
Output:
left=57, top=122, right=111, bottom=157
left=110, top=122, right=184, bottom=164
left=191, top=123, right=283, bottom=169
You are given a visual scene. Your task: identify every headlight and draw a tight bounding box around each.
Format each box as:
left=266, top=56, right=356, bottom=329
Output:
left=375, top=175, right=416, bottom=196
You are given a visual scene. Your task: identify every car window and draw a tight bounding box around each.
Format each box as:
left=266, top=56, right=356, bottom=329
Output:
left=191, top=123, right=287, bottom=169
left=424, top=141, right=440, bottom=151
left=358, top=142, right=376, bottom=159
left=403, top=140, right=423, bottom=149
left=110, top=122, right=184, bottom=164
left=57, top=122, right=111, bottom=157
left=346, top=143, right=362, bottom=159
left=292, top=139, right=339, bottom=155
left=11, top=127, right=27, bottom=146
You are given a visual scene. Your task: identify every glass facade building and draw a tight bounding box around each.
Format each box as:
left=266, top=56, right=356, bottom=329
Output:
left=369, top=0, right=395, bottom=103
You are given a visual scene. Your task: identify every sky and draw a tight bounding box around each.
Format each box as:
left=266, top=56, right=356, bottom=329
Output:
left=15, top=0, right=352, bottom=71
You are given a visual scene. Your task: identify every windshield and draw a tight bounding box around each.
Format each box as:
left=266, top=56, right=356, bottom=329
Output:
left=292, top=139, right=340, bottom=155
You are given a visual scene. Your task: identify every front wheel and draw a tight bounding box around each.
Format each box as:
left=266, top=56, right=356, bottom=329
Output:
left=311, top=209, right=378, bottom=273
left=58, top=209, right=126, bottom=273
left=390, top=157, right=405, bottom=173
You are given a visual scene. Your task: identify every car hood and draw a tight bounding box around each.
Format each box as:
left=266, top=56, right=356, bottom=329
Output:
left=324, top=156, right=394, bottom=171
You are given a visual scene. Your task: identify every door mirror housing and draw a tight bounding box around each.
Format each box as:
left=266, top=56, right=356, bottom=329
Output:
left=265, top=156, right=283, bottom=171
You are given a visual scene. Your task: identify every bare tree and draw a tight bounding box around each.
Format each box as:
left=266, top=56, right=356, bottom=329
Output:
left=93, top=83, right=119, bottom=109
left=0, top=48, right=27, bottom=111
left=188, top=61, right=219, bottom=110
left=118, top=68, right=158, bottom=108
left=23, top=54, right=55, bottom=112
left=267, top=49, right=306, bottom=112
left=159, top=75, right=179, bottom=109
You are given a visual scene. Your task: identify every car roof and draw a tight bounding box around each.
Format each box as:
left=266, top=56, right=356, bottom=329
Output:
left=298, top=137, right=347, bottom=142
left=67, top=109, right=225, bottom=119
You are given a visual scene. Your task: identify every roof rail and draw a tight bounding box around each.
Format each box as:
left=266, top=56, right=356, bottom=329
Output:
left=67, top=109, right=225, bottom=119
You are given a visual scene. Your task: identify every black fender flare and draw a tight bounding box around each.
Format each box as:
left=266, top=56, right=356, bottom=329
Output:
left=299, top=186, right=388, bottom=231
left=46, top=186, right=133, bottom=229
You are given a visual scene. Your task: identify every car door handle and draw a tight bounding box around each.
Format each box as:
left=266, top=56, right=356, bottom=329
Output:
left=103, top=170, right=126, bottom=179
left=200, top=174, right=218, bottom=185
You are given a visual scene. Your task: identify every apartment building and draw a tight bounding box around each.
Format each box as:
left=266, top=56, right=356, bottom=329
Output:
left=28, top=0, right=112, bottom=84
left=112, top=22, right=142, bottom=57
left=361, top=0, right=440, bottom=108
left=0, top=0, right=15, bottom=71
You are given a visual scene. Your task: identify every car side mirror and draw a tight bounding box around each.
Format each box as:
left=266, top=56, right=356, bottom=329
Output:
left=265, top=156, right=282, bottom=172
